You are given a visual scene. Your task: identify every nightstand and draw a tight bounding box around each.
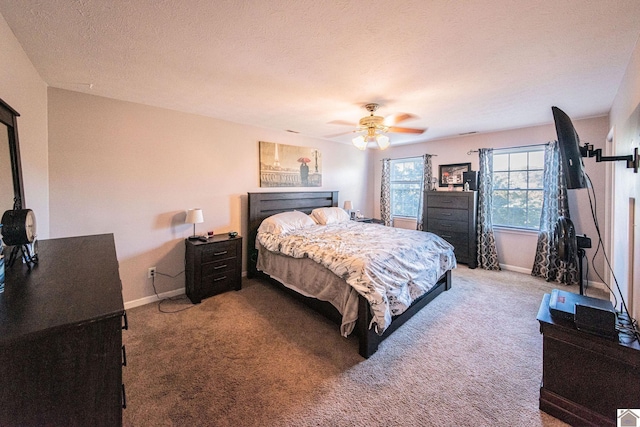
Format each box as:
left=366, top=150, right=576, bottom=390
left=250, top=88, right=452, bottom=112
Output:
left=185, top=235, right=242, bottom=304
left=354, top=217, right=384, bottom=224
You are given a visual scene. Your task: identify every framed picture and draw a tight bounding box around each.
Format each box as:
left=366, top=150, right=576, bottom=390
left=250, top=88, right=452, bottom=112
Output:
left=259, top=141, right=322, bottom=187
left=439, top=162, right=471, bottom=187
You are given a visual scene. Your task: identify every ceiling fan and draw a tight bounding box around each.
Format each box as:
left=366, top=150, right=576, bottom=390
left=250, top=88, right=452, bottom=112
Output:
left=328, top=103, right=427, bottom=150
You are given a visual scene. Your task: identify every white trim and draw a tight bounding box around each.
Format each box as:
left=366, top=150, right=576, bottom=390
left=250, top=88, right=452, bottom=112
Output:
left=493, top=226, right=538, bottom=235
left=123, top=271, right=248, bottom=310
left=124, top=288, right=185, bottom=310
left=499, top=263, right=608, bottom=293
left=499, top=263, right=532, bottom=274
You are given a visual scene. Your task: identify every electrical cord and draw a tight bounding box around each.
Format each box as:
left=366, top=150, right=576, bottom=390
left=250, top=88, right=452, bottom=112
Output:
left=585, top=173, right=639, bottom=343
left=150, top=269, right=193, bottom=314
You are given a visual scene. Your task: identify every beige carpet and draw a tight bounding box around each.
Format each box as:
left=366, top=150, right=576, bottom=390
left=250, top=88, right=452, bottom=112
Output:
left=122, top=267, right=603, bottom=426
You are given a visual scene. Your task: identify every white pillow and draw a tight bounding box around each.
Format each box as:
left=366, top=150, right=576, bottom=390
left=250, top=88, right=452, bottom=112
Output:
left=310, top=207, right=350, bottom=225
left=258, top=211, right=316, bottom=235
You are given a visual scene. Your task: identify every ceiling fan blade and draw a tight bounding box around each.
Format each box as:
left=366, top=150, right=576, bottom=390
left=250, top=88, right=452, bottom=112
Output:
left=387, top=126, right=427, bottom=134
left=325, top=130, right=357, bottom=138
left=384, top=113, right=417, bottom=126
left=328, top=120, right=357, bottom=126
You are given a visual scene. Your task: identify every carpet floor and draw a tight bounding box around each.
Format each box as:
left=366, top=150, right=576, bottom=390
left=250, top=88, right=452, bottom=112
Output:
left=122, top=267, right=604, bottom=426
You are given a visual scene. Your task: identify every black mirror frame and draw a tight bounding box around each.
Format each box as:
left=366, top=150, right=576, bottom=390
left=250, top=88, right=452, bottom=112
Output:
left=0, top=97, right=25, bottom=210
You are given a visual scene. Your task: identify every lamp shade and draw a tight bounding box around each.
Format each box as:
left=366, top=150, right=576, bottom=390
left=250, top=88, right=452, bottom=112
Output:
left=343, top=201, right=353, bottom=211
left=352, top=135, right=367, bottom=150
left=186, top=208, right=204, bottom=224
left=376, top=134, right=390, bottom=150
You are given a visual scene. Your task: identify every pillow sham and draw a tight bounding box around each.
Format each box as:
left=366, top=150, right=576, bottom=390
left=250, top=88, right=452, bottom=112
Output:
left=258, top=210, right=316, bottom=235
left=310, top=207, right=350, bottom=225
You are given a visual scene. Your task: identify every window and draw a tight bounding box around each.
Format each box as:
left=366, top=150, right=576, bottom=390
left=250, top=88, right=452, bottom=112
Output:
left=492, top=146, right=545, bottom=229
left=390, top=157, right=424, bottom=217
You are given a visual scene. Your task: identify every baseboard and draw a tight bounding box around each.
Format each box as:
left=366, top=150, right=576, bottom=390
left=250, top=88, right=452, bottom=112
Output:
left=499, top=263, right=531, bottom=274
left=124, top=271, right=248, bottom=310
left=124, top=288, right=185, bottom=310
left=499, top=263, right=608, bottom=293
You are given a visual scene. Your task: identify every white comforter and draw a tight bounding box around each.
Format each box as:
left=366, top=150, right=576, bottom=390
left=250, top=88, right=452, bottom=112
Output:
left=257, top=221, right=456, bottom=334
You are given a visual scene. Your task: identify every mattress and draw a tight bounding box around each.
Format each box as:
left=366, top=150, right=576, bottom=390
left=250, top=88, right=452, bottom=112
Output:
left=257, top=221, right=457, bottom=335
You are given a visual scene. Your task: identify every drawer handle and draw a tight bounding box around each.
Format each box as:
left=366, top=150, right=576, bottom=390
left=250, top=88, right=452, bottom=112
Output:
left=122, top=384, right=127, bottom=409
left=122, top=311, right=128, bottom=330
left=122, top=345, right=127, bottom=367
left=441, top=234, right=452, bottom=238
left=214, top=251, right=228, bottom=256
left=441, top=213, right=452, bottom=216
left=441, top=224, right=452, bottom=228
left=441, top=200, right=452, bottom=203
left=214, top=276, right=227, bottom=282
left=214, top=264, right=227, bottom=270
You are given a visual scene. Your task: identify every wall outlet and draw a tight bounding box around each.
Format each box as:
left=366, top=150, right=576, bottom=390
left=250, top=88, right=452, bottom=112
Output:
left=147, top=267, right=156, bottom=279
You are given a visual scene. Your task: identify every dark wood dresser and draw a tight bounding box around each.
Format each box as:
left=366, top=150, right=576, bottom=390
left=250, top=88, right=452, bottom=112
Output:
left=0, top=234, right=126, bottom=427
left=423, top=191, right=478, bottom=268
left=537, top=293, right=640, bottom=426
left=185, top=235, right=242, bottom=304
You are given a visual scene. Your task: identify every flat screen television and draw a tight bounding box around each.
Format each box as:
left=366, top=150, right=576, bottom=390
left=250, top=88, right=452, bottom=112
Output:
left=552, top=106, right=588, bottom=189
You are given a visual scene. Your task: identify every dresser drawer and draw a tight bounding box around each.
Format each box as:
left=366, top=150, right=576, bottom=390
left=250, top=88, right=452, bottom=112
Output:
left=201, top=240, right=237, bottom=262
left=202, top=258, right=237, bottom=277
left=427, top=218, right=469, bottom=233
left=427, top=229, right=469, bottom=248
left=426, top=194, right=470, bottom=209
left=426, top=207, right=468, bottom=222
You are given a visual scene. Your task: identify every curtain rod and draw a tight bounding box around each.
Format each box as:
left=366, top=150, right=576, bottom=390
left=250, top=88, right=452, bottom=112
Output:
left=467, top=142, right=549, bottom=155
left=380, top=154, right=437, bottom=161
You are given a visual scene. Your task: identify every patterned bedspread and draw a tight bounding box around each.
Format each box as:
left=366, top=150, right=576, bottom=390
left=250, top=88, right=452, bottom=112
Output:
left=257, top=221, right=456, bottom=334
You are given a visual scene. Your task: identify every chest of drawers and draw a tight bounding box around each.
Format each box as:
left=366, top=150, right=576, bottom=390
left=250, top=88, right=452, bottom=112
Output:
left=185, top=235, right=242, bottom=303
left=423, top=191, right=478, bottom=268
left=0, top=234, right=126, bottom=426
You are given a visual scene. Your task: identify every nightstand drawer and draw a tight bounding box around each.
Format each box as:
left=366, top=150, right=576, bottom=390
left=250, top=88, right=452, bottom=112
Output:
left=200, top=274, right=235, bottom=297
left=426, top=195, right=470, bottom=209
left=426, top=208, right=468, bottom=222
left=201, top=240, right=237, bottom=262
left=202, top=258, right=237, bottom=277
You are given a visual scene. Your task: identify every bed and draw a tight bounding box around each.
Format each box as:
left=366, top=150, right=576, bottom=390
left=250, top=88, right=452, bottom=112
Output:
left=247, top=191, right=455, bottom=358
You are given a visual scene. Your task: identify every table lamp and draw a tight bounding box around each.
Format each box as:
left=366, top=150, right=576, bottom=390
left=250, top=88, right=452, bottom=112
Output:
left=186, top=208, right=204, bottom=240
left=343, top=201, right=354, bottom=219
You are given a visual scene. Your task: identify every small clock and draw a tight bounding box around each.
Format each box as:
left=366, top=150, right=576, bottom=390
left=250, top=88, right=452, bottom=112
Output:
left=2, top=209, right=37, bottom=246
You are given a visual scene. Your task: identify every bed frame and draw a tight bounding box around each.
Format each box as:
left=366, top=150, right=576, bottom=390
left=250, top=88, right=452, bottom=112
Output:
left=247, top=191, right=452, bottom=358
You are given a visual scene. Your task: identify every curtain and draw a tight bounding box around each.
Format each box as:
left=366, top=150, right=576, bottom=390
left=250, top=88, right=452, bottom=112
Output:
left=476, top=148, right=501, bottom=270
left=380, top=158, right=392, bottom=226
left=531, top=141, right=579, bottom=285
left=416, top=154, right=433, bottom=231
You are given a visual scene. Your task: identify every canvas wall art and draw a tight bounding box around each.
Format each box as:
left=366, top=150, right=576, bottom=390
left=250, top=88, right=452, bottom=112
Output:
left=259, top=141, right=322, bottom=187
left=439, top=162, right=471, bottom=187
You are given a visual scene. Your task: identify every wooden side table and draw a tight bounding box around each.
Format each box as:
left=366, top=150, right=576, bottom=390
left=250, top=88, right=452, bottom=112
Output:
left=185, top=235, right=242, bottom=303
left=354, top=218, right=384, bottom=224
left=537, top=293, right=640, bottom=426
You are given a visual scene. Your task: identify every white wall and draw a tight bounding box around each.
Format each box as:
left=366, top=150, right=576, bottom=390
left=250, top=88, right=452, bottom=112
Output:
left=609, top=36, right=640, bottom=319
left=47, top=88, right=370, bottom=304
left=0, top=13, right=49, bottom=237
left=367, top=116, right=610, bottom=279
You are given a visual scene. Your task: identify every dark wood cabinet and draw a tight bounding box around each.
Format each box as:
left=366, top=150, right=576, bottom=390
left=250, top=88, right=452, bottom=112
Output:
left=423, top=191, right=478, bottom=268
left=354, top=218, right=383, bottom=224
left=537, top=293, right=640, bottom=426
left=0, top=234, right=126, bottom=427
left=185, top=235, right=242, bottom=304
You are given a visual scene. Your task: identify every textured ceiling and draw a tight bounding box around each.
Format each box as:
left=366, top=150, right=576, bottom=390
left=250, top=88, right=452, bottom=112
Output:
left=1, top=0, right=640, bottom=146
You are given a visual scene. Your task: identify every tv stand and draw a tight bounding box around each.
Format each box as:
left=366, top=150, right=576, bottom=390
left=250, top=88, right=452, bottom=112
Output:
left=537, top=293, right=640, bottom=426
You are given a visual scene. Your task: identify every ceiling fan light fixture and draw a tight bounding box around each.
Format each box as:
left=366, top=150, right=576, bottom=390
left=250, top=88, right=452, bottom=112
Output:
left=376, top=134, right=390, bottom=150
left=352, top=135, right=367, bottom=150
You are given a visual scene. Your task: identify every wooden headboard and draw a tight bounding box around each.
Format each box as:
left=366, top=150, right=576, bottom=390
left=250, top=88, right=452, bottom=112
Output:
left=246, top=191, right=338, bottom=278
